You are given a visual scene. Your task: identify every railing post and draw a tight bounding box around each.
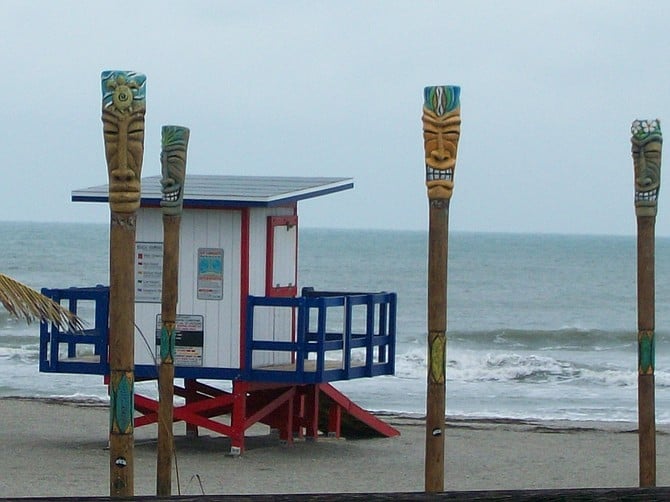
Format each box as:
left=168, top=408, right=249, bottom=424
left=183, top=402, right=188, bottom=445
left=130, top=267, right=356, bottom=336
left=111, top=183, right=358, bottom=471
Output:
left=67, top=297, right=77, bottom=358
left=365, top=296, right=374, bottom=376
left=296, top=297, right=307, bottom=375
left=389, top=293, right=397, bottom=375
left=379, top=299, right=388, bottom=364
left=344, top=297, right=352, bottom=379
left=244, top=296, right=257, bottom=378
left=39, top=288, right=53, bottom=372
left=49, top=302, right=61, bottom=372
left=316, top=300, right=327, bottom=380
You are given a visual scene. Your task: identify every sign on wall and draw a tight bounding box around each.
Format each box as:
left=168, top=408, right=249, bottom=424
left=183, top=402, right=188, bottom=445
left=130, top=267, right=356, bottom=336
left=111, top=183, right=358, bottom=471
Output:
left=136, top=242, right=163, bottom=303
left=155, top=314, right=204, bottom=366
left=197, top=248, right=224, bottom=300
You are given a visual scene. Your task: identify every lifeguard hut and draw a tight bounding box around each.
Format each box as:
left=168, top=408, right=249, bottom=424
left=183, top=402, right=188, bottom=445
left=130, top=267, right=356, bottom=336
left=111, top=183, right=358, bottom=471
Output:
left=40, top=174, right=398, bottom=453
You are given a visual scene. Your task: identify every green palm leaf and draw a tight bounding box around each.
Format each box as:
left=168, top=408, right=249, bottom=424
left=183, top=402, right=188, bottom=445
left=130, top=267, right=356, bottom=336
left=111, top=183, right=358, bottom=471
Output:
left=0, top=273, right=84, bottom=332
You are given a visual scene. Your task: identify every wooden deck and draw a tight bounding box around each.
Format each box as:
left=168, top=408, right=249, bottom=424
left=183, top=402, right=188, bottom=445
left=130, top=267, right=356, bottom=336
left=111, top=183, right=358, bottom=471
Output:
left=51, top=357, right=365, bottom=373
left=56, top=354, right=101, bottom=364
left=256, top=359, right=365, bottom=372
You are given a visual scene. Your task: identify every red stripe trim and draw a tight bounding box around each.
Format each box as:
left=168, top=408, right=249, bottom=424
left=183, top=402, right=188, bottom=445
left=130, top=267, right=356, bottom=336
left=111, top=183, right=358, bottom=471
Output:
left=239, top=208, right=250, bottom=369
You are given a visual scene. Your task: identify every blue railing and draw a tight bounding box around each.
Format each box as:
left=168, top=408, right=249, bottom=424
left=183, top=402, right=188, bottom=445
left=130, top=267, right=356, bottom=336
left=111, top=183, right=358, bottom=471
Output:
left=39, top=286, right=110, bottom=375
left=39, top=285, right=397, bottom=386
left=244, top=289, right=397, bottom=384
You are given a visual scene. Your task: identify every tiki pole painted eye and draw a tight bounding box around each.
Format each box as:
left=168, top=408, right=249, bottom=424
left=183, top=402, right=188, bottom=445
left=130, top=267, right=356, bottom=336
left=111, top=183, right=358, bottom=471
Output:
left=101, top=70, right=147, bottom=214
left=113, top=84, right=134, bottom=110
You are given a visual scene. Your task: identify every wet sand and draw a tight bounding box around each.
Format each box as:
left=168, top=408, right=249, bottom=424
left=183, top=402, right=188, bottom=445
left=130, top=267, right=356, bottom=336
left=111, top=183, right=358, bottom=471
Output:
left=1, top=398, right=669, bottom=498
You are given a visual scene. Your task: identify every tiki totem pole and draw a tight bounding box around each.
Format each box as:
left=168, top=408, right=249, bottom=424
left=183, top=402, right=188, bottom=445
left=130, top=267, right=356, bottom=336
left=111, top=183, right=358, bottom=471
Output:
left=101, top=70, right=146, bottom=497
left=631, top=119, right=662, bottom=487
left=157, top=125, right=189, bottom=496
left=422, top=85, right=461, bottom=492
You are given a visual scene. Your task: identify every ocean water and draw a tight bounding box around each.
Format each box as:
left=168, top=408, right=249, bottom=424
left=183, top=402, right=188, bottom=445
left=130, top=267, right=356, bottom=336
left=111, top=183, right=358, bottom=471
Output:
left=2, top=221, right=670, bottom=424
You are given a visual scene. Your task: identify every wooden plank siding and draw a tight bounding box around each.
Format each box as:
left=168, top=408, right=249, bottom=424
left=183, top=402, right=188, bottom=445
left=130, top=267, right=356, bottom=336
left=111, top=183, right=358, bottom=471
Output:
left=134, top=208, right=243, bottom=369
left=248, top=207, right=295, bottom=369
left=134, top=204, right=296, bottom=371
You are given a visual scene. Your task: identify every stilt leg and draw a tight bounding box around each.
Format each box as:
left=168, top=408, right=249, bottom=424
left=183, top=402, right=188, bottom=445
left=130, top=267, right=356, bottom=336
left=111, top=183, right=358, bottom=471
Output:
left=304, top=384, right=319, bottom=440
left=328, top=402, right=341, bottom=438
left=184, top=379, right=199, bottom=438
left=230, top=381, right=247, bottom=455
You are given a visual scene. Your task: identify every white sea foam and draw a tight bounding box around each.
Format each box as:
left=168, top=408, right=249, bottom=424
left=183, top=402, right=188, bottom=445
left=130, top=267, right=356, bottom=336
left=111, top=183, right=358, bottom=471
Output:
left=3, top=224, right=670, bottom=423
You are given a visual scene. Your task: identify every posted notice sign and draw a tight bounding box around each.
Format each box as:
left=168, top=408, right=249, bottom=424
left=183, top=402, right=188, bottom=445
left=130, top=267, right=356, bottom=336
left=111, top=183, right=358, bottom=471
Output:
left=136, top=242, right=163, bottom=303
left=155, top=314, right=204, bottom=366
left=197, top=248, right=224, bottom=300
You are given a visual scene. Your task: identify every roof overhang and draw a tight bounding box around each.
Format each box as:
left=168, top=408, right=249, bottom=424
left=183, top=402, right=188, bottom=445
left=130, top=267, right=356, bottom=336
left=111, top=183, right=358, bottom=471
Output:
left=72, top=175, right=354, bottom=208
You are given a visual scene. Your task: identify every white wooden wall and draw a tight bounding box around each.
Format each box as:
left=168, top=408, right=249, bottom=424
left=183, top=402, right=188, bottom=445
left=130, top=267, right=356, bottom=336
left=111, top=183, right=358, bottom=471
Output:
left=133, top=205, right=295, bottom=371
left=248, top=208, right=295, bottom=368
left=134, top=208, right=241, bottom=368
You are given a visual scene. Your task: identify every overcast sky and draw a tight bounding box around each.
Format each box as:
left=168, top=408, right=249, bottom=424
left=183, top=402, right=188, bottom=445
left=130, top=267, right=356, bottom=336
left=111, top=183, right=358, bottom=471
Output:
left=2, top=1, right=669, bottom=235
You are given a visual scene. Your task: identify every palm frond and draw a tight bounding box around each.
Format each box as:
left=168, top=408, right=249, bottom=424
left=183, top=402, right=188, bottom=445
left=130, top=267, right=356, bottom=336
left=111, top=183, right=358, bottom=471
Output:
left=0, top=273, right=84, bottom=332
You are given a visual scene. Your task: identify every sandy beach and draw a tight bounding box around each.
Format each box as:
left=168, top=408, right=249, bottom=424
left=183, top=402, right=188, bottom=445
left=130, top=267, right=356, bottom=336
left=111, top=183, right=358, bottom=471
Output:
left=1, top=397, right=669, bottom=498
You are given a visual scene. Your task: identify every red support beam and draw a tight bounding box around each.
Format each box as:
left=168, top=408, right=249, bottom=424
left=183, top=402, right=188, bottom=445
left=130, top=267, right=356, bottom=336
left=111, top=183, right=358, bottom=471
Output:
left=127, top=380, right=398, bottom=454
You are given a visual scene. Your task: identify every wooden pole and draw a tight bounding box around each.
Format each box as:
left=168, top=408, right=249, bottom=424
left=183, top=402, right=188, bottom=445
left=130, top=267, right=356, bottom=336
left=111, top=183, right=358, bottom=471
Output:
left=101, top=70, right=147, bottom=497
left=157, top=125, right=190, bottom=496
left=637, top=215, right=656, bottom=487
left=422, top=86, right=461, bottom=492
left=631, top=119, right=662, bottom=487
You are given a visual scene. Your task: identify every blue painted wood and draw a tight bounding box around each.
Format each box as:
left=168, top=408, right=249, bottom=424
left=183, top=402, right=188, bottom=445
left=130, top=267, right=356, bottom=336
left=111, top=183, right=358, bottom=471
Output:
left=133, top=364, right=241, bottom=380
left=296, top=298, right=308, bottom=375
left=39, top=286, right=110, bottom=375
left=38, top=286, right=397, bottom=386
left=245, top=295, right=256, bottom=373
left=388, top=293, right=397, bottom=375
left=244, top=290, right=397, bottom=384
left=316, top=301, right=327, bottom=381
left=39, top=286, right=242, bottom=381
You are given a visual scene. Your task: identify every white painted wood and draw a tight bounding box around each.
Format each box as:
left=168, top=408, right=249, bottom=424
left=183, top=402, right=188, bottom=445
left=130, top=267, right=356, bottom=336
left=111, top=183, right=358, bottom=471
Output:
left=248, top=207, right=294, bottom=368
left=72, top=175, right=353, bottom=374
left=133, top=205, right=295, bottom=371
left=134, top=209, right=163, bottom=366
left=134, top=208, right=241, bottom=369
left=271, top=224, right=297, bottom=289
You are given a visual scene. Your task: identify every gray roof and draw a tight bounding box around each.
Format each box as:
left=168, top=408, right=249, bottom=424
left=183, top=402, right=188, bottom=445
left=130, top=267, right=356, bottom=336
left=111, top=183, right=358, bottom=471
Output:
left=72, top=175, right=354, bottom=208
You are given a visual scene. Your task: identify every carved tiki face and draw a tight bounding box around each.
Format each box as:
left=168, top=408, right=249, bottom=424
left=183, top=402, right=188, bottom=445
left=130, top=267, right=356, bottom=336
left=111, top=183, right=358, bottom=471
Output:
left=160, top=125, right=190, bottom=216
left=101, top=71, right=147, bottom=213
left=631, top=119, right=662, bottom=216
left=423, top=86, right=461, bottom=200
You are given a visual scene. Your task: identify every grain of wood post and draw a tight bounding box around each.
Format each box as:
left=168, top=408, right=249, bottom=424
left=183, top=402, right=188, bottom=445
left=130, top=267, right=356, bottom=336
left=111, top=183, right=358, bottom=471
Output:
left=101, top=70, right=147, bottom=497
left=421, top=85, right=461, bottom=492
left=631, top=118, right=662, bottom=487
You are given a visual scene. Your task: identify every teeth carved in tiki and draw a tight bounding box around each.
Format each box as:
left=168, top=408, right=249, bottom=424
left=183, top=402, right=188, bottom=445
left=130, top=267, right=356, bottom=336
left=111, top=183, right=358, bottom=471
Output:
left=631, top=119, right=662, bottom=217
left=160, top=125, right=190, bottom=216
left=422, top=86, right=461, bottom=201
